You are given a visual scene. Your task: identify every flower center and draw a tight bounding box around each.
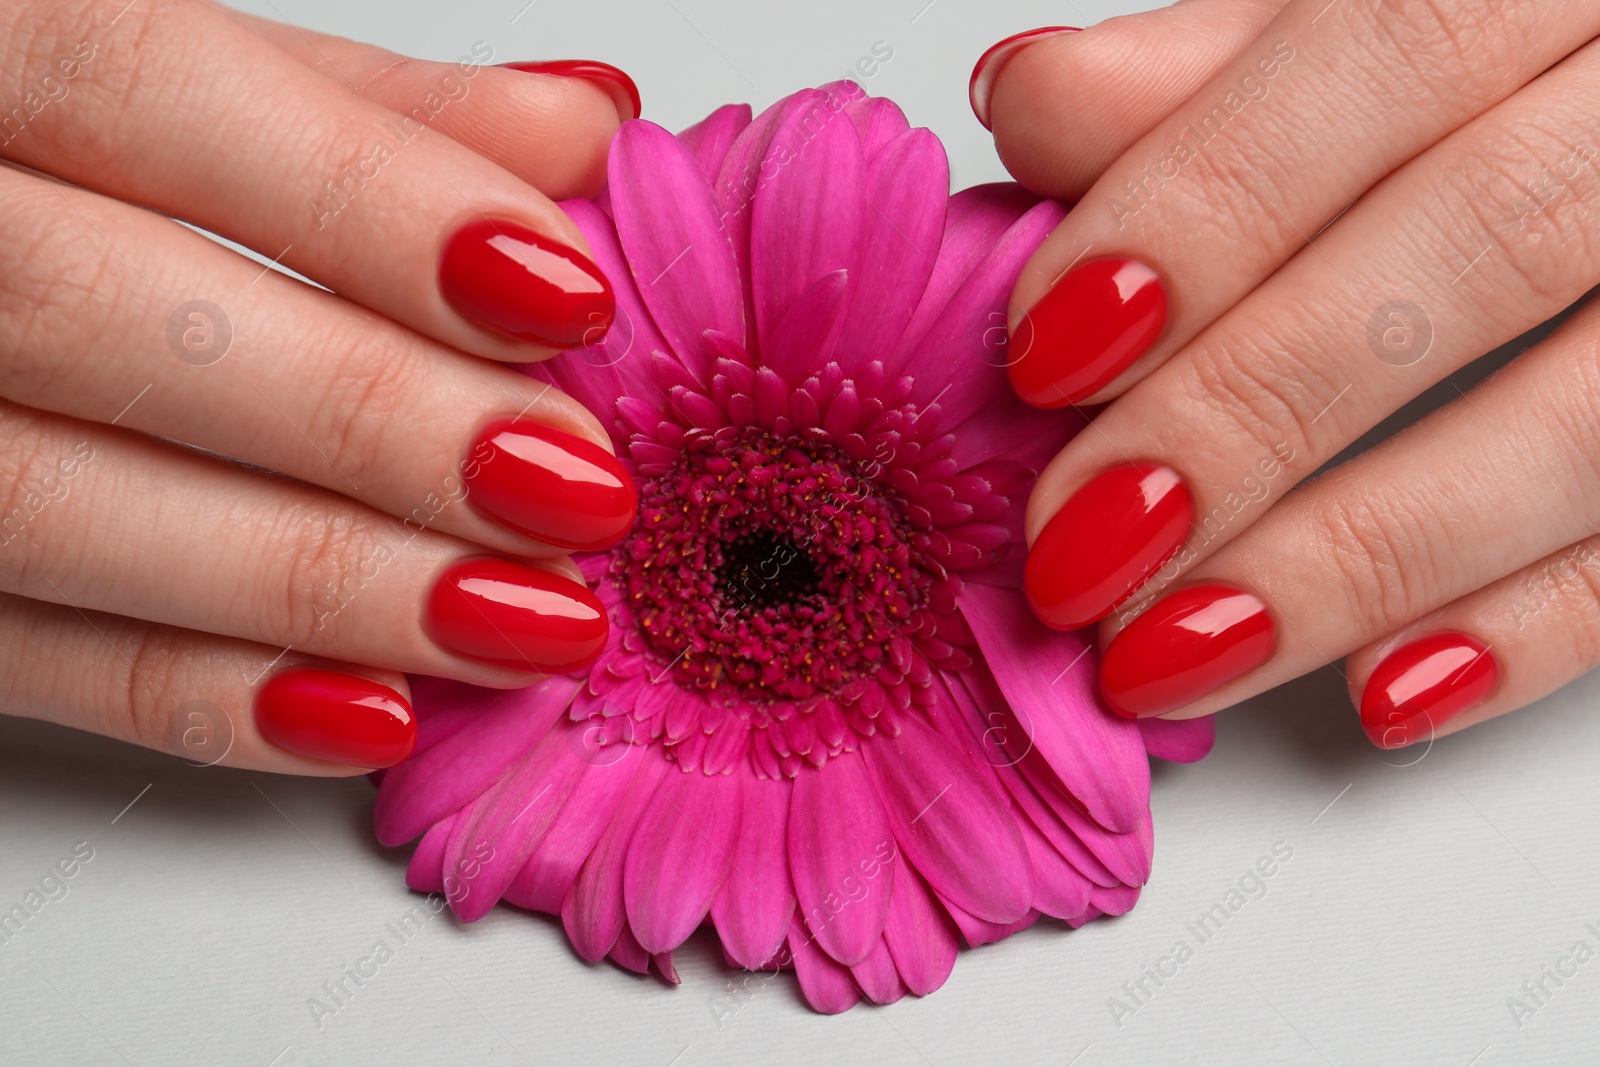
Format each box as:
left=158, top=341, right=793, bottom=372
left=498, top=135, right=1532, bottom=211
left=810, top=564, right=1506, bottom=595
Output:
left=617, top=427, right=930, bottom=711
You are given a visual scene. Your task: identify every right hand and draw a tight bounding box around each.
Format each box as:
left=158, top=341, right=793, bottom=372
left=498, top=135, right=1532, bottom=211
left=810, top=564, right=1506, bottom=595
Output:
left=0, top=0, right=642, bottom=774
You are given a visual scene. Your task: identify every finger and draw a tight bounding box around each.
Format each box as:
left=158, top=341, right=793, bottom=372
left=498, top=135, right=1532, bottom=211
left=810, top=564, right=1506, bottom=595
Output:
left=1347, top=535, right=1600, bottom=749
left=1004, top=0, right=1600, bottom=409
left=0, top=401, right=607, bottom=687
left=0, top=0, right=613, bottom=360
left=1024, top=32, right=1600, bottom=628
left=215, top=4, right=637, bottom=196
left=0, top=166, right=635, bottom=559
left=1093, top=292, right=1600, bottom=719
left=0, top=591, right=414, bottom=774
left=976, top=0, right=1292, bottom=197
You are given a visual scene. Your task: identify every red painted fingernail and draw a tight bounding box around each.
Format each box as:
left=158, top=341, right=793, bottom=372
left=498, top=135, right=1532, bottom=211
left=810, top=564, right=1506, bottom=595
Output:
left=1100, top=583, right=1274, bottom=718
left=1026, top=463, right=1193, bottom=630
left=255, top=668, right=415, bottom=768
left=1359, top=632, right=1498, bottom=749
left=1009, top=256, right=1168, bottom=408
left=424, top=558, right=608, bottom=673
left=969, top=27, right=1080, bottom=130
left=439, top=218, right=614, bottom=348
left=502, top=60, right=641, bottom=121
left=465, top=418, right=636, bottom=550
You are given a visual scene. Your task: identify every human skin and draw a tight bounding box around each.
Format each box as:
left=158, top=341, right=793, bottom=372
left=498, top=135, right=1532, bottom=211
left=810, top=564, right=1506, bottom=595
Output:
left=976, top=0, right=1600, bottom=747
left=0, top=0, right=643, bottom=773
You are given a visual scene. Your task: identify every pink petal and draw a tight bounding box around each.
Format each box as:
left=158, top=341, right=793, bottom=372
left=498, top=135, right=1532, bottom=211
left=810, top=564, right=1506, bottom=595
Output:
left=562, top=753, right=674, bottom=961
left=1018, top=757, right=1153, bottom=887
left=882, top=864, right=958, bottom=997
left=1090, top=883, right=1141, bottom=916
left=940, top=900, right=1040, bottom=948
left=677, top=103, right=752, bottom=179
left=374, top=676, right=581, bottom=847
left=623, top=767, right=744, bottom=953
left=892, top=183, right=1041, bottom=375
left=446, top=727, right=597, bottom=921
left=862, top=715, right=1032, bottom=924
left=1017, top=811, right=1093, bottom=921
left=608, top=924, right=650, bottom=974
left=759, top=270, right=849, bottom=384
left=710, top=774, right=796, bottom=969
left=787, top=916, right=862, bottom=1014
left=529, top=199, right=666, bottom=418
left=1139, top=715, right=1217, bottom=763
left=844, top=96, right=911, bottom=160
left=969, top=736, right=1116, bottom=888
left=503, top=741, right=648, bottom=913
left=610, top=120, right=744, bottom=374
left=788, top=752, right=896, bottom=966
left=960, top=583, right=1149, bottom=834
left=898, top=199, right=1067, bottom=432
left=749, top=99, right=865, bottom=352
left=832, top=128, right=948, bottom=373
left=946, top=399, right=1081, bottom=474
left=850, top=940, right=907, bottom=1005
left=714, top=89, right=830, bottom=345
left=404, top=809, right=460, bottom=894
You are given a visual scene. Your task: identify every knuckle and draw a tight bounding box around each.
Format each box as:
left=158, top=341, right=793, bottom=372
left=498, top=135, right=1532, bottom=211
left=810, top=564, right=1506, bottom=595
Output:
left=1537, top=340, right=1600, bottom=497
left=1311, top=487, right=1445, bottom=632
left=2, top=0, right=186, bottom=161
left=0, top=405, right=83, bottom=579
left=117, top=621, right=187, bottom=749
left=1556, top=545, right=1600, bottom=670
left=1361, top=0, right=1535, bottom=104
left=267, top=502, right=375, bottom=648
left=0, top=187, right=129, bottom=398
left=1433, top=120, right=1600, bottom=310
left=1179, top=333, right=1332, bottom=468
left=304, top=331, right=421, bottom=489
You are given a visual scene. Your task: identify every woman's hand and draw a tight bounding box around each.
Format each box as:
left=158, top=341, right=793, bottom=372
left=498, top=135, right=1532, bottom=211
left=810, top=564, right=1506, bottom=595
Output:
left=976, top=0, right=1600, bottom=748
left=0, top=0, right=641, bottom=774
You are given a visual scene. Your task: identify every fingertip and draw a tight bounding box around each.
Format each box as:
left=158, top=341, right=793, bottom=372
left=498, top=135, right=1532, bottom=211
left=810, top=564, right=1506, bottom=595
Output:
left=501, top=60, right=641, bottom=123
left=969, top=27, right=1081, bottom=130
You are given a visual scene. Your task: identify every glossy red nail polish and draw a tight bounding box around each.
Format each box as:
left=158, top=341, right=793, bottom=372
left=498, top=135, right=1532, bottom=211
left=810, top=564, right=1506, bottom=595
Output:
left=439, top=218, right=614, bottom=348
left=1100, top=583, right=1274, bottom=718
left=1026, top=463, right=1193, bottom=630
left=255, top=668, right=415, bottom=768
left=1009, top=256, right=1168, bottom=409
left=424, top=558, right=608, bottom=673
left=1359, top=632, right=1498, bottom=750
left=501, top=60, right=641, bottom=121
left=465, top=418, right=636, bottom=550
left=969, top=27, right=1080, bottom=130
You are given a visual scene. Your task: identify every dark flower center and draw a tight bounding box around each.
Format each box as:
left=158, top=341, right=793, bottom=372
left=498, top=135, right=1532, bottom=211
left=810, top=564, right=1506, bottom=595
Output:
left=618, top=427, right=930, bottom=708
left=715, top=532, right=822, bottom=611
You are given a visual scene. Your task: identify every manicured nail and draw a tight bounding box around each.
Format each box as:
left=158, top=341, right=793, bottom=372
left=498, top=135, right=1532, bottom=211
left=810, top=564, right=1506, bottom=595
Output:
left=439, top=218, right=613, bottom=348
left=1025, top=463, right=1193, bottom=630
left=255, top=668, right=415, bottom=768
left=465, top=418, right=636, bottom=550
left=1359, top=632, right=1498, bottom=750
left=424, top=557, right=608, bottom=673
left=969, top=27, right=1080, bottom=130
left=501, top=60, right=641, bottom=121
left=1009, top=256, right=1168, bottom=409
left=1100, top=583, right=1274, bottom=718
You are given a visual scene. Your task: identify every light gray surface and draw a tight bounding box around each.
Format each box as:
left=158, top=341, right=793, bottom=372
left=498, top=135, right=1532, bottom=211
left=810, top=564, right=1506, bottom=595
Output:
left=4, top=1, right=1598, bottom=1064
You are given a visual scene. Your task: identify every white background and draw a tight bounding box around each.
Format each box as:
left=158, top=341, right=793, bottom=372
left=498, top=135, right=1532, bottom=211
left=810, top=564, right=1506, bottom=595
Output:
left=4, top=0, right=1598, bottom=1064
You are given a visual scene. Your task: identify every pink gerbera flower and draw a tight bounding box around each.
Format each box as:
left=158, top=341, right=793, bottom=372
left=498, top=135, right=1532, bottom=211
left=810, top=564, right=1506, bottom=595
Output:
left=375, top=82, right=1214, bottom=1013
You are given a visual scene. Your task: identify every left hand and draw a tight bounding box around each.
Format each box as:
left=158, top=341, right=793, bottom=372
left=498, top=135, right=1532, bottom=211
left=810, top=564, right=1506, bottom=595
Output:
left=973, top=0, right=1600, bottom=749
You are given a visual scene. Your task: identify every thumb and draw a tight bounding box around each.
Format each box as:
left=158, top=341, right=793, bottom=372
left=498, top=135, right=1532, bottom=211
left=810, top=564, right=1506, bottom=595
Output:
left=975, top=0, right=1291, bottom=202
